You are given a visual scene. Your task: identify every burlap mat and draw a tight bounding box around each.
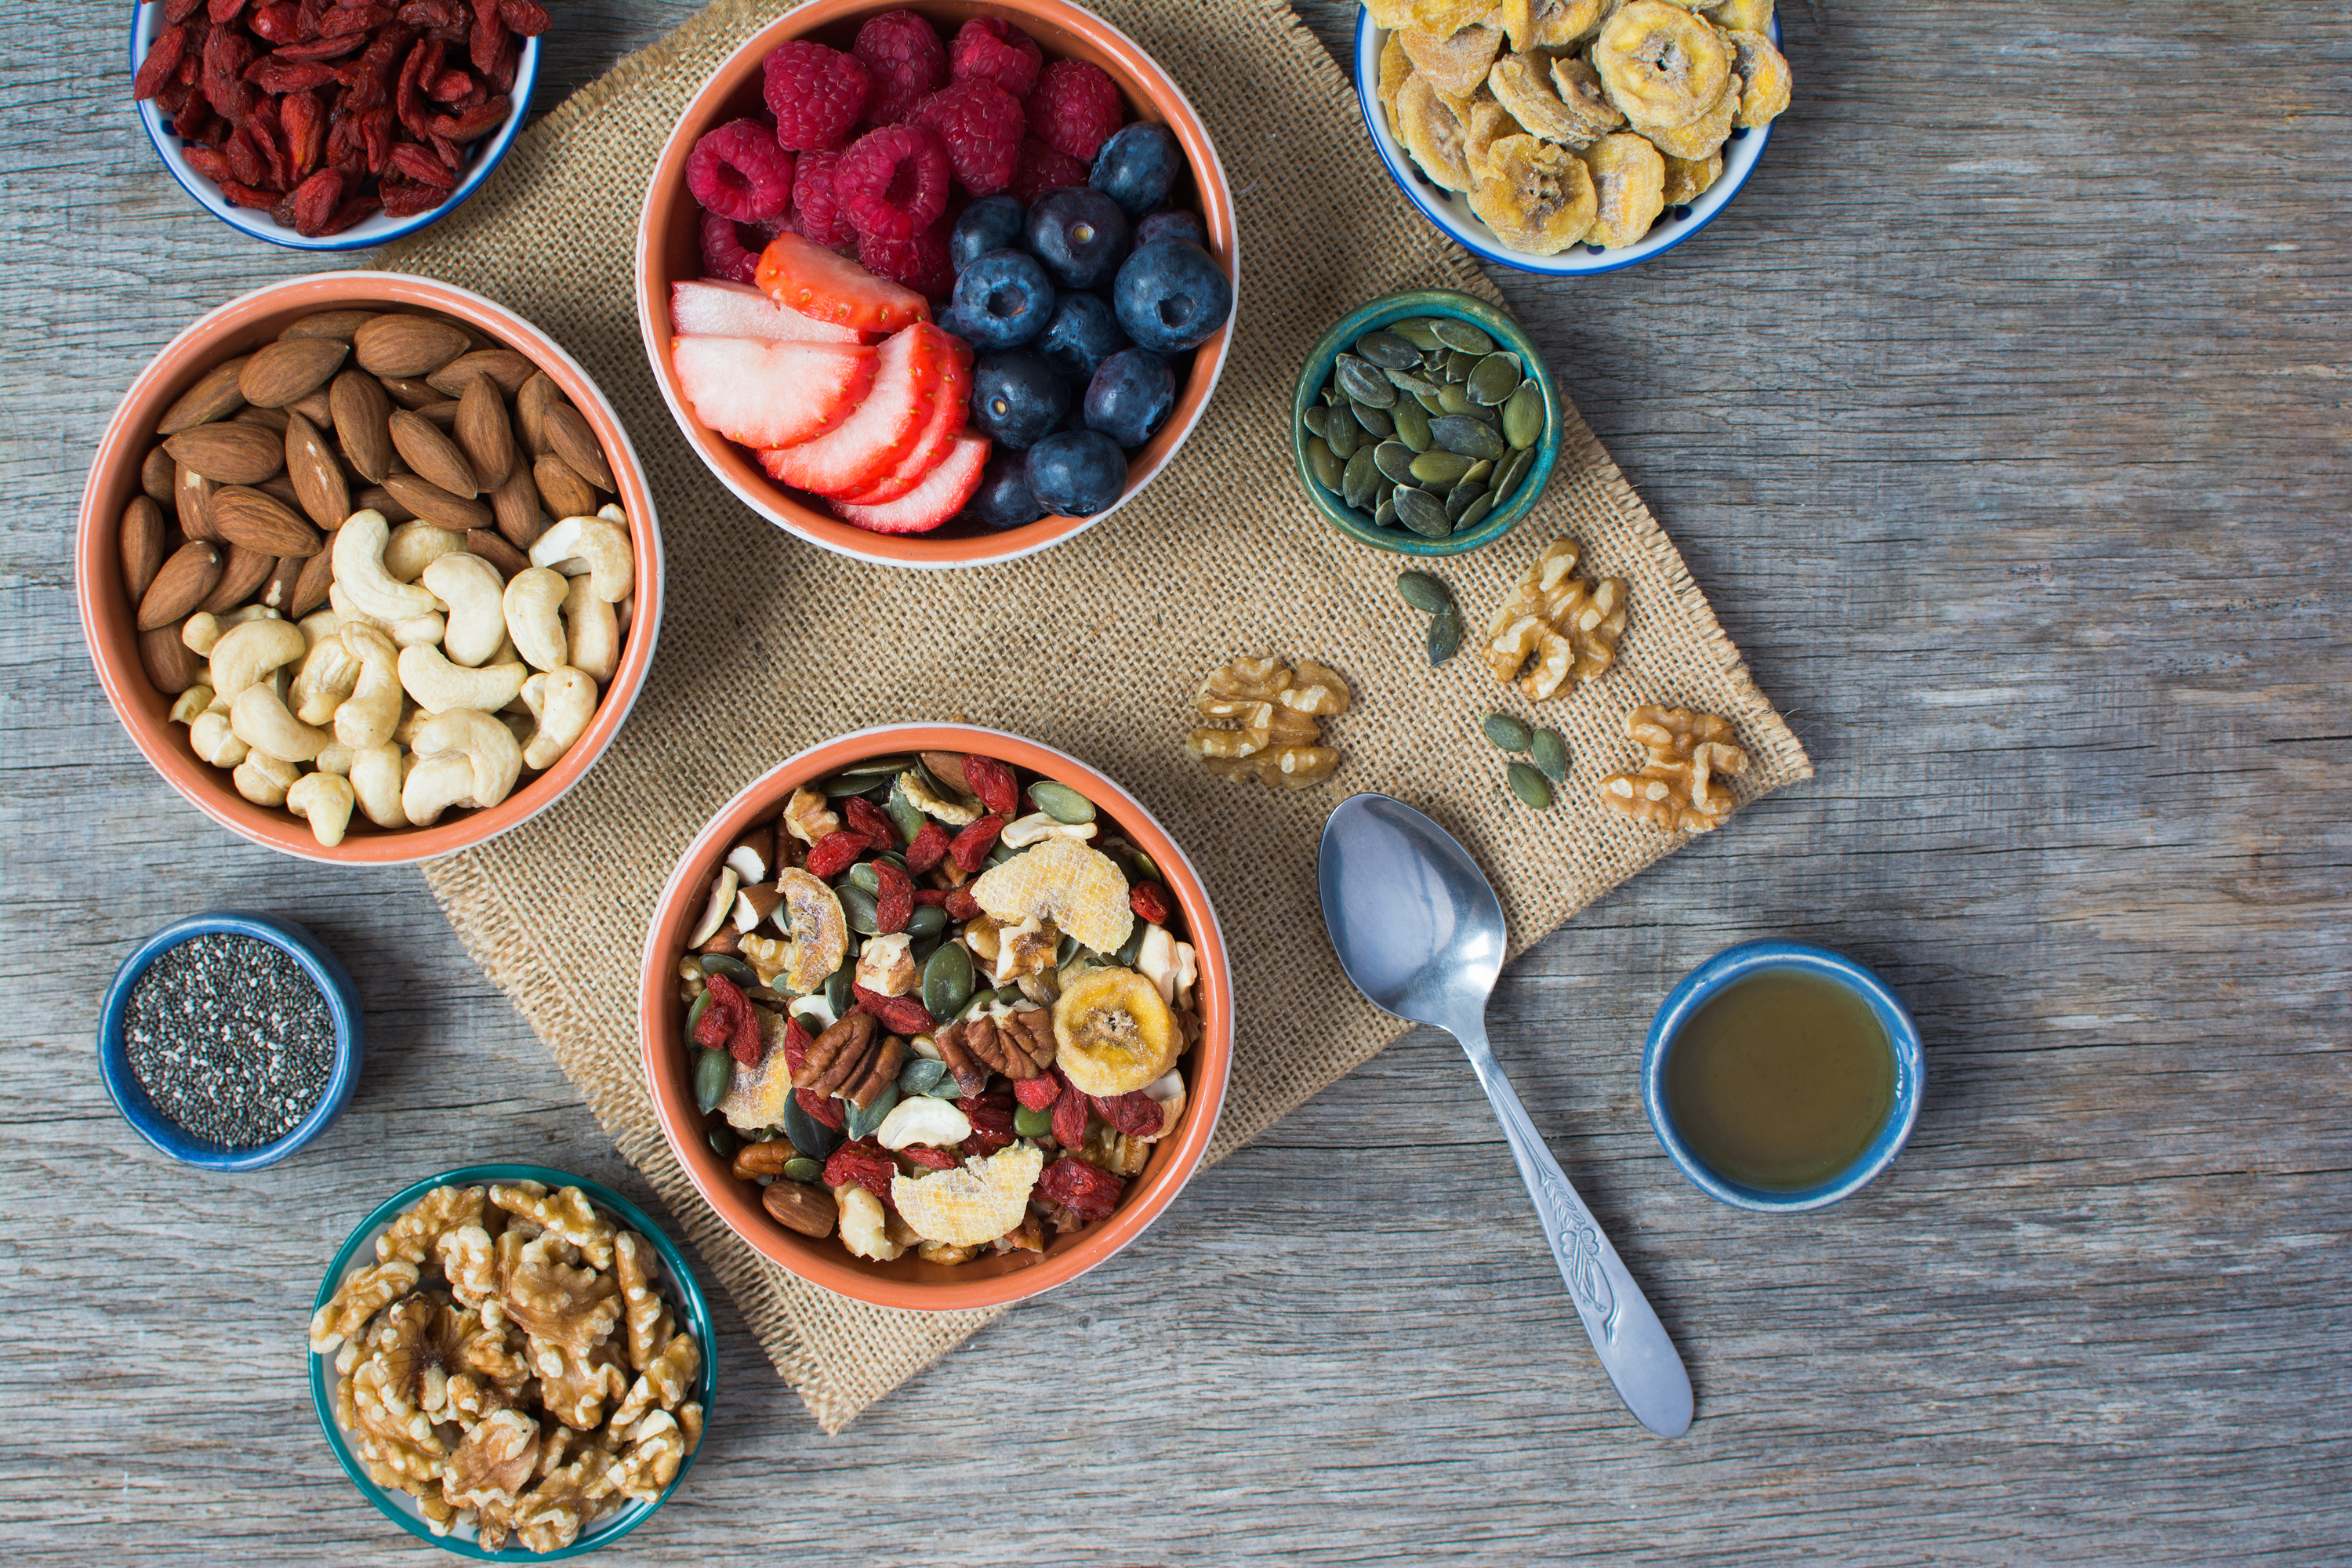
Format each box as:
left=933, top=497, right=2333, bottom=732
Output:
left=382, top=0, right=1811, bottom=1431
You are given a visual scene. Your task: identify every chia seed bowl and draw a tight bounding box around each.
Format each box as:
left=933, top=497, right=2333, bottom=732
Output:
left=99, top=910, right=363, bottom=1171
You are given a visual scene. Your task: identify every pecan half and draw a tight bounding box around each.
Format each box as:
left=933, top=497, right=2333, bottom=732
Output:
left=844, top=1033, right=906, bottom=1110
left=795, top=1014, right=878, bottom=1098
left=932, top=1022, right=990, bottom=1098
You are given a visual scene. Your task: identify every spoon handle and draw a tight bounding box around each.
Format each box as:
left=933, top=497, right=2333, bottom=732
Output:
left=1454, top=1018, right=1693, bottom=1438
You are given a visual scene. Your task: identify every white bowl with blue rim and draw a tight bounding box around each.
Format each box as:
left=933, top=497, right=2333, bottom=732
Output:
left=127, top=6, right=539, bottom=251
left=1353, top=11, right=1777, bottom=276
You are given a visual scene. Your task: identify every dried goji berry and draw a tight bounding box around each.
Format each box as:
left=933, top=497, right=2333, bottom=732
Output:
left=897, top=1144, right=956, bottom=1171
left=183, top=145, right=235, bottom=183
left=782, top=1017, right=814, bottom=1076
left=944, top=886, right=982, bottom=922
left=872, top=861, right=913, bottom=935
left=962, top=755, right=1018, bottom=815
left=692, top=972, right=763, bottom=1067
left=359, top=105, right=396, bottom=172
left=911, top=887, right=949, bottom=908
left=1013, top=1073, right=1061, bottom=1112
left=903, top=819, right=951, bottom=875
left=202, top=29, right=258, bottom=121
left=224, top=124, right=267, bottom=184
left=1130, top=881, right=1172, bottom=925
left=485, top=30, right=519, bottom=93
left=428, top=66, right=477, bottom=103
left=497, top=0, right=550, bottom=32
left=280, top=88, right=325, bottom=174
left=286, top=166, right=344, bottom=234
left=1051, top=1071, right=1088, bottom=1149
left=134, top=24, right=191, bottom=100
left=795, top=1085, right=844, bottom=1129
left=390, top=140, right=456, bottom=187
left=210, top=0, right=250, bottom=23
left=175, top=97, right=220, bottom=143
left=1036, top=1155, right=1123, bottom=1221
left=467, top=4, right=506, bottom=74
left=323, top=3, right=396, bottom=36
left=959, top=1098, right=1016, bottom=1156
left=219, top=180, right=285, bottom=209
left=949, top=814, right=1004, bottom=872
left=841, top=796, right=898, bottom=851
left=397, top=0, right=465, bottom=27
left=249, top=2, right=303, bottom=42
left=852, top=985, right=932, bottom=1038
left=379, top=175, right=443, bottom=215
left=804, top=830, right=865, bottom=880
left=824, top=1139, right=896, bottom=1206
left=248, top=54, right=336, bottom=93
left=394, top=36, right=434, bottom=136
left=278, top=32, right=368, bottom=60
left=1092, top=1090, right=1162, bottom=1138
left=166, top=0, right=205, bottom=22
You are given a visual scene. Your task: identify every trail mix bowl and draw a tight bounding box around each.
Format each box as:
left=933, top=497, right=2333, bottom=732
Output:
left=639, top=725, right=1232, bottom=1311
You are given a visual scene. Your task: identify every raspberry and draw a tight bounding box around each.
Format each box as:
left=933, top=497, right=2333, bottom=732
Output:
left=698, top=209, right=761, bottom=284
left=857, top=222, right=955, bottom=301
left=789, top=147, right=856, bottom=250
left=949, top=17, right=1042, bottom=99
left=836, top=122, right=951, bottom=241
left=1010, top=136, right=1088, bottom=205
left=762, top=40, right=870, bottom=151
left=851, top=9, right=946, bottom=127
left=1025, top=58, right=1122, bottom=162
left=911, top=79, right=1023, bottom=197
left=686, top=118, right=795, bottom=223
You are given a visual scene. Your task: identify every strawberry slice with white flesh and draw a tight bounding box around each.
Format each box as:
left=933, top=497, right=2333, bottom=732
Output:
left=670, top=280, right=867, bottom=344
left=832, top=334, right=974, bottom=506
left=756, top=230, right=930, bottom=335
left=759, top=322, right=951, bottom=499
left=830, top=434, right=990, bottom=534
left=671, top=336, right=878, bottom=449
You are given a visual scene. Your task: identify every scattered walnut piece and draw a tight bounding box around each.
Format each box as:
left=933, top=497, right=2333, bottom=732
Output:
left=1188, top=655, right=1352, bottom=788
left=1483, top=536, right=1628, bottom=700
left=1597, top=703, right=1750, bottom=832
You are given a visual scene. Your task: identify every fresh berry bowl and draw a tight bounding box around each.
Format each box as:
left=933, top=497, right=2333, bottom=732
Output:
left=637, top=724, right=1232, bottom=1312
left=635, top=0, right=1238, bottom=569
left=128, top=2, right=543, bottom=251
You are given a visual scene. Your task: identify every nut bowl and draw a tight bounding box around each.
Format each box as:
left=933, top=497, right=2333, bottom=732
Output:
left=637, top=724, right=1232, bottom=1311
left=635, top=0, right=1239, bottom=569
left=77, top=272, right=664, bottom=865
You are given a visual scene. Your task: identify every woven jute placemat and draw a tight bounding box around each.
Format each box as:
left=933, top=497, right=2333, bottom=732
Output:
left=383, top=0, right=1810, bottom=1431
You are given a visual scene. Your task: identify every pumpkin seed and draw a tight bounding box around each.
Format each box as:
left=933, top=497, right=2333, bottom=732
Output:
left=922, top=942, right=975, bottom=1019
left=1482, top=712, right=1534, bottom=751
left=1455, top=492, right=1497, bottom=532
left=1409, top=450, right=1472, bottom=487
left=1503, top=380, right=1544, bottom=448
left=1334, top=354, right=1393, bottom=407
left=684, top=986, right=714, bottom=1038
left=1306, top=435, right=1343, bottom=492
left=1014, top=1103, right=1054, bottom=1138
left=1368, top=440, right=1412, bottom=485
left=1446, top=477, right=1482, bottom=522
left=1350, top=400, right=1395, bottom=439
left=906, top=902, right=947, bottom=941
left=694, top=1047, right=731, bottom=1112
left=1431, top=318, right=1495, bottom=354
left=838, top=883, right=880, bottom=935
left=898, top=1055, right=949, bottom=1098
left=1532, top=728, right=1570, bottom=782
left=1342, top=444, right=1379, bottom=511
left=825, top=963, right=855, bottom=1016
left=1132, top=848, right=1162, bottom=881
left=1413, top=387, right=1446, bottom=414
left=1396, top=570, right=1452, bottom=612
left=1391, top=317, right=1445, bottom=350
left=707, top=1123, right=739, bottom=1158
left=1320, top=385, right=1341, bottom=406
left=782, top=1156, right=822, bottom=1184
left=1029, top=779, right=1094, bottom=823
left=1389, top=396, right=1433, bottom=452
left=1374, top=495, right=1397, bottom=531
left=1429, top=414, right=1505, bottom=460
left=1428, top=605, right=1465, bottom=665
left=821, top=768, right=896, bottom=797
left=844, top=1086, right=898, bottom=1140
left=1114, top=921, right=1148, bottom=967
left=1442, top=349, right=1475, bottom=382
left=782, top=1093, right=839, bottom=1160
left=699, top=953, right=757, bottom=984
left=1385, top=368, right=1443, bottom=399
left=1507, top=760, right=1555, bottom=809
left=848, top=861, right=880, bottom=894
left=1354, top=329, right=1421, bottom=368
left=985, top=842, right=1016, bottom=869
left=1394, top=486, right=1451, bottom=538
left=1468, top=353, right=1520, bottom=406
left=1493, top=444, right=1536, bottom=504
left=1436, top=382, right=1475, bottom=416
left=1326, top=415, right=1361, bottom=461
left=1301, top=404, right=1329, bottom=439
left=884, top=779, right=927, bottom=844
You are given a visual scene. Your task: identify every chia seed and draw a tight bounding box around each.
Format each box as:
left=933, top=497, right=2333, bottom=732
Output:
left=122, top=932, right=336, bottom=1149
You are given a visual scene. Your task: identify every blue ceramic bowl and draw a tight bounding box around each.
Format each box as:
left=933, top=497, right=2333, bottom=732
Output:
left=310, top=1164, right=718, bottom=1559
left=1642, top=940, right=1922, bottom=1212
left=99, top=910, right=363, bottom=1171
left=1352, top=10, right=1778, bottom=276
left=128, top=5, right=539, bottom=251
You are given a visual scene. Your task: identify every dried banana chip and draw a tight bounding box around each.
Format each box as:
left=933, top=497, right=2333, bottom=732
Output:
left=1398, top=23, right=1504, bottom=99
left=1498, top=0, right=1606, bottom=52
left=1705, top=0, right=1773, bottom=33
left=1468, top=134, right=1596, bottom=255
left=1660, top=149, right=1722, bottom=205
left=1367, top=0, right=1421, bottom=29
left=1630, top=70, right=1737, bottom=160
left=1724, top=29, right=1791, bottom=126
left=1378, top=31, right=1414, bottom=103
left=1396, top=75, right=1475, bottom=192
left=1460, top=91, right=1529, bottom=180
left=1407, top=0, right=1497, bottom=38
left=1592, top=0, right=1730, bottom=130
left=1577, top=131, right=1667, bottom=248
left=1548, top=56, right=1628, bottom=136
left=1490, top=53, right=1620, bottom=149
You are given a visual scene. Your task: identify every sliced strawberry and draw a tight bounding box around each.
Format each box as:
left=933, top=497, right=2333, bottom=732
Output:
left=671, top=336, right=878, bottom=449
left=831, top=333, right=971, bottom=505
left=670, top=279, right=868, bottom=344
left=759, top=322, right=950, bottom=498
left=756, top=230, right=930, bottom=334
left=830, top=434, right=989, bottom=534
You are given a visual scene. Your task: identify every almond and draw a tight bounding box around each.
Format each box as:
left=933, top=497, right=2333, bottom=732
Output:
left=455, top=375, right=516, bottom=488
left=379, top=375, right=442, bottom=409
left=261, top=554, right=305, bottom=612
left=491, top=464, right=543, bottom=547
left=175, top=463, right=219, bottom=542
left=427, top=349, right=535, bottom=399
left=515, top=372, right=562, bottom=458
left=330, top=369, right=394, bottom=483
left=157, top=357, right=251, bottom=435
left=165, top=421, right=285, bottom=485
left=283, top=412, right=352, bottom=532
left=200, top=543, right=277, bottom=614
left=139, top=540, right=223, bottom=630
left=280, top=309, right=378, bottom=343
left=140, top=445, right=176, bottom=506
left=120, top=496, right=166, bottom=600
left=234, top=405, right=292, bottom=434
left=390, top=408, right=480, bottom=498
left=257, top=474, right=303, bottom=508
left=466, top=528, right=530, bottom=577
left=532, top=454, right=597, bottom=520
left=356, top=484, right=416, bottom=524
left=240, top=336, right=350, bottom=408
left=352, top=314, right=469, bottom=379
left=289, top=386, right=336, bottom=428
left=413, top=400, right=463, bottom=430
left=382, top=470, right=492, bottom=531
left=289, top=548, right=336, bottom=617
left=541, top=403, right=615, bottom=491
left=211, top=485, right=324, bottom=557
left=139, top=622, right=204, bottom=693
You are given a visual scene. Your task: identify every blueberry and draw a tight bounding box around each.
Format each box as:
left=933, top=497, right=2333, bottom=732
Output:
left=1112, top=238, right=1232, bottom=352
left=1034, top=292, right=1128, bottom=382
left=950, top=194, right=1026, bottom=274
left=1134, top=209, right=1205, bottom=249
left=1025, top=429, right=1129, bottom=517
left=1023, top=187, right=1131, bottom=291
left=950, top=249, right=1056, bottom=350
left=1083, top=348, right=1175, bottom=449
left=967, top=350, right=1068, bottom=451
left=1088, top=122, right=1181, bottom=218
left=966, top=451, right=1045, bottom=531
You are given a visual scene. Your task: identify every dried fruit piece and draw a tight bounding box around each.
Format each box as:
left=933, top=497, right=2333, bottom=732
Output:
left=841, top=794, right=898, bottom=850
left=1036, top=1154, right=1123, bottom=1222
left=871, top=859, right=914, bottom=934
left=1591, top=0, right=1731, bottom=129
left=1725, top=29, right=1792, bottom=127
left=1394, top=76, right=1472, bottom=192
left=1499, top=0, right=1606, bottom=52
left=1629, top=70, right=1738, bottom=162
left=804, top=829, right=866, bottom=879
left=902, top=818, right=952, bottom=874
left=1051, top=965, right=1180, bottom=1096
left=891, top=1143, right=1043, bottom=1245
left=971, top=837, right=1132, bottom=954
left=1396, top=24, right=1503, bottom=100
left=960, top=753, right=1018, bottom=815
left=1468, top=135, right=1596, bottom=255
left=823, top=1138, right=898, bottom=1207
left=948, top=812, right=1005, bottom=872
left=692, top=973, right=763, bottom=1067
left=1129, top=881, right=1171, bottom=925
left=1577, top=132, right=1667, bottom=249
left=853, top=983, right=933, bottom=1038
left=1490, top=53, right=1620, bottom=150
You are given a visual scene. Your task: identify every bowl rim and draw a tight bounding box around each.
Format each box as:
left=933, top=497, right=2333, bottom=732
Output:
left=77, top=270, right=666, bottom=865
left=1351, top=10, right=1777, bottom=278
left=1290, top=288, right=1560, bottom=557
left=632, top=0, right=1240, bottom=571
left=636, top=722, right=1232, bottom=1311
left=98, top=910, right=364, bottom=1171
left=307, top=1163, right=718, bottom=1560
left=1640, top=939, right=1926, bottom=1213
left=127, top=5, right=541, bottom=252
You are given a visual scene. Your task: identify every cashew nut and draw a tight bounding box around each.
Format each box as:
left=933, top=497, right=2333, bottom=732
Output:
left=233, top=750, right=301, bottom=807
left=563, top=574, right=618, bottom=683
left=349, top=742, right=409, bottom=829
left=383, top=520, right=465, bottom=584
left=181, top=612, right=223, bottom=655
left=528, top=514, right=633, bottom=603
left=297, top=608, right=339, bottom=648
left=169, top=685, right=214, bottom=724
left=597, top=502, right=630, bottom=531
left=332, top=622, right=404, bottom=750
left=314, top=741, right=354, bottom=776
left=393, top=701, right=430, bottom=747
left=399, top=643, right=528, bottom=714
left=1000, top=811, right=1098, bottom=848
left=401, top=753, right=478, bottom=826
left=502, top=567, right=570, bottom=670
left=189, top=710, right=249, bottom=768
left=332, top=583, right=448, bottom=649
left=231, top=684, right=334, bottom=763
left=412, top=708, right=523, bottom=811
left=519, top=667, right=597, bottom=771
left=291, top=632, right=361, bottom=726
left=286, top=772, right=357, bottom=848
left=422, top=553, right=506, bottom=668
left=332, top=510, right=440, bottom=622
left=207, top=617, right=307, bottom=704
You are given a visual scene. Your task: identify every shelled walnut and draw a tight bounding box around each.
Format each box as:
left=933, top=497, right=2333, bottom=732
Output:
left=1483, top=535, right=1627, bottom=701
left=1597, top=703, right=1749, bottom=832
left=1185, top=655, right=1350, bottom=788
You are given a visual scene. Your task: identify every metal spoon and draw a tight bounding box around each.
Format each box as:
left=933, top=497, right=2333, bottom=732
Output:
left=1316, top=793, right=1693, bottom=1438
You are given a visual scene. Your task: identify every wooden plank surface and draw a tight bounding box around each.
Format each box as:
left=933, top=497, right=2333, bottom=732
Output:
left=3, top=0, right=2347, bottom=1562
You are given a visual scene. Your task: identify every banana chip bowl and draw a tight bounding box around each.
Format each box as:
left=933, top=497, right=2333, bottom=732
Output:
left=637, top=725, right=1232, bottom=1312
left=1354, top=7, right=1780, bottom=276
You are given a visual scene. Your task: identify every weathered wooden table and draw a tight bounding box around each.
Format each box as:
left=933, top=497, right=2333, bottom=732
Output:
left=4, top=1, right=2347, bottom=1561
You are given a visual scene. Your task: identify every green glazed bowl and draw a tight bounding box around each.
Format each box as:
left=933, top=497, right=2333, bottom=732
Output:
left=1290, top=288, right=1562, bottom=557
left=309, top=1163, right=717, bottom=1559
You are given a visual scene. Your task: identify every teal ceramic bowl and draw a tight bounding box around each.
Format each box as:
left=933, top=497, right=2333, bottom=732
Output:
left=309, top=1164, right=717, bottom=1559
left=1290, top=289, right=1561, bottom=557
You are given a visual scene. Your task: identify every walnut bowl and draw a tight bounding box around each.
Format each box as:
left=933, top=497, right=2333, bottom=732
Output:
left=636, top=725, right=1233, bottom=1312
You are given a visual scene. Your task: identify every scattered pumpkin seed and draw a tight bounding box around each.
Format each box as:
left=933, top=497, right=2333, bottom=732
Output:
left=1334, top=354, right=1393, bottom=406
left=1342, top=445, right=1379, bottom=511
left=906, top=902, right=947, bottom=940
left=694, top=1047, right=731, bottom=1112
left=1351, top=400, right=1394, bottom=439
left=898, top=1055, right=949, bottom=1098
left=1391, top=317, right=1444, bottom=350
left=1014, top=1103, right=1054, bottom=1138
left=1409, top=450, right=1473, bottom=487
left=1390, top=397, right=1433, bottom=452
left=821, top=768, right=899, bottom=797
left=1428, top=605, right=1465, bottom=664
left=1436, top=381, right=1475, bottom=416
left=844, top=1086, right=898, bottom=1140
left=1507, top=761, right=1555, bottom=809
left=922, top=942, right=975, bottom=1019
left=1306, top=435, right=1343, bottom=492
left=1532, top=728, right=1570, bottom=782
left=782, top=1156, right=822, bottom=1184
left=1374, top=441, right=1417, bottom=484
left=1396, top=571, right=1452, bottom=612
left=1503, top=380, right=1544, bottom=448
left=1395, top=486, right=1451, bottom=537
left=848, top=861, right=880, bottom=894
left=837, top=883, right=880, bottom=935
left=885, top=778, right=927, bottom=844
left=1482, top=712, right=1534, bottom=751
left=1429, top=414, right=1505, bottom=460
left=1029, top=779, right=1095, bottom=823
left=1354, top=329, right=1421, bottom=368
left=707, top=1123, right=739, bottom=1158
left=1431, top=318, right=1495, bottom=354
left=782, top=1094, right=840, bottom=1160
left=699, top=953, right=756, bottom=984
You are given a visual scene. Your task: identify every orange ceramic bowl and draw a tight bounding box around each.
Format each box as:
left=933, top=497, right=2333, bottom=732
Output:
left=634, top=0, right=1238, bottom=570
left=637, top=725, right=1232, bottom=1311
left=77, top=273, right=664, bottom=865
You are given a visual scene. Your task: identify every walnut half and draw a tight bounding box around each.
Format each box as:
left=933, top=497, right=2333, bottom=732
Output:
left=1597, top=703, right=1749, bottom=832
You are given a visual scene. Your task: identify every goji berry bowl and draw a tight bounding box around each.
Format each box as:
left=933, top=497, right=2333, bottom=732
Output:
left=129, top=1, right=543, bottom=250
left=637, top=724, right=1233, bottom=1312
left=634, top=0, right=1238, bottom=569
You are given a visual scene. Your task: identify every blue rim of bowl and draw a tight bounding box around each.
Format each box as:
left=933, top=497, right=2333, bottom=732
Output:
left=128, top=6, right=539, bottom=252
left=1352, top=11, right=1777, bottom=277
left=309, top=1163, right=718, bottom=1560
left=98, top=910, right=365, bottom=1171
left=1640, top=940, right=1924, bottom=1213
left=1290, top=288, right=1560, bottom=557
